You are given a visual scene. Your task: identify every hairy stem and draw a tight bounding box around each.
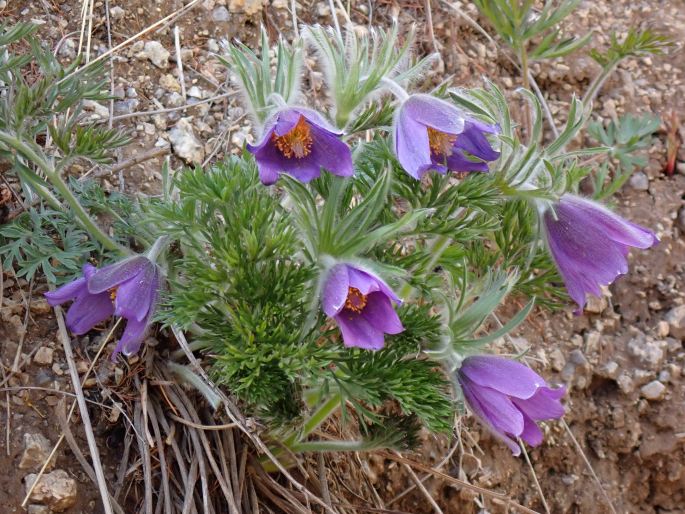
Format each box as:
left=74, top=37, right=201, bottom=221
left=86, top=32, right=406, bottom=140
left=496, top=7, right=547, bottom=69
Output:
left=584, top=60, right=618, bottom=113
left=519, top=45, right=533, bottom=141
left=0, top=131, right=126, bottom=254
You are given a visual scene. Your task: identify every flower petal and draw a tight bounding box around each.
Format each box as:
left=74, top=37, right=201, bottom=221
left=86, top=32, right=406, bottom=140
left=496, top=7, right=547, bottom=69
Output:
left=112, top=317, right=148, bottom=359
left=322, top=264, right=350, bottom=317
left=66, top=291, right=114, bottom=335
left=512, top=386, right=566, bottom=421
left=394, top=106, right=432, bottom=179
left=459, top=376, right=521, bottom=456
left=114, top=263, right=158, bottom=322
left=402, top=94, right=465, bottom=135
left=460, top=355, right=547, bottom=399
left=360, top=292, right=404, bottom=335
left=453, top=121, right=500, bottom=163
left=308, top=124, right=354, bottom=178
left=335, top=312, right=385, bottom=350
left=44, top=275, right=88, bottom=306
left=88, top=256, right=151, bottom=294
left=520, top=414, right=543, bottom=447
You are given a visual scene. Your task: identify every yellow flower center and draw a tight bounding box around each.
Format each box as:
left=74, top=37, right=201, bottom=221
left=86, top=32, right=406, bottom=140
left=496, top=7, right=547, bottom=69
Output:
left=272, top=115, right=313, bottom=159
left=109, top=287, right=118, bottom=301
left=344, top=287, right=368, bottom=313
left=427, top=127, right=457, bottom=157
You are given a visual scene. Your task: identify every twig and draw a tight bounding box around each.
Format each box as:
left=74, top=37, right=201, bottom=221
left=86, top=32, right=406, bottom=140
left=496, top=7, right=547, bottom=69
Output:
left=101, top=91, right=234, bottom=123
left=519, top=441, right=551, bottom=514
left=328, top=0, right=342, bottom=40
left=318, top=452, right=332, bottom=508
left=11, top=279, right=33, bottom=372
left=174, top=25, right=187, bottom=101
left=84, top=146, right=170, bottom=180
left=560, top=419, right=617, bottom=514
left=21, top=320, right=121, bottom=507
left=1, top=363, right=10, bottom=456
left=167, top=412, right=237, bottom=430
left=85, top=0, right=95, bottom=63
left=424, top=0, right=441, bottom=53
left=377, top=451, right=540, bottom=514
left=58, top=0, right=202, bottom=86
left=56, top=400, right=126, bottom=514
left=290, top=0, right=299, bottom=38
left=104, top=0, right=115, bottom=130
left=396, top=450, right=444, bottom=514
left=53, top=300, right=114, bottom=514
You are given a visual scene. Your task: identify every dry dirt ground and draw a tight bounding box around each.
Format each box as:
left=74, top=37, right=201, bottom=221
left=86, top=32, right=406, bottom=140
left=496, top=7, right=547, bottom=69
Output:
left=1, top=0, right=685, bottom=513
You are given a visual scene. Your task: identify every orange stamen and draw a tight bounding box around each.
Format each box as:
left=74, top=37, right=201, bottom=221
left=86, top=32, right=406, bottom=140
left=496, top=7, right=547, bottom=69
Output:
left=344, top=287, right=368, bottom=314
left=272, top=115, right=313, bottom=159
left=427, top=127, right=457, bottom=157
left=109, top=288, right=118, bottom=301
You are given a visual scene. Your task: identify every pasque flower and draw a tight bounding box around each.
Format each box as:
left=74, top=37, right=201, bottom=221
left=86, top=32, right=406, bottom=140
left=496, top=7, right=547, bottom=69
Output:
left=44, top=263, right=115, bottom=335
left=45, top=255, right=161, bottom=359
left=393, top=94, right=500, bottom=179
left=543, top=194, right=658, bottom=313
left=247, top=107, right=354, bottom=185
left=457, top=355, right=565, bottom=456
left=322, top=263, right=404, bottom=350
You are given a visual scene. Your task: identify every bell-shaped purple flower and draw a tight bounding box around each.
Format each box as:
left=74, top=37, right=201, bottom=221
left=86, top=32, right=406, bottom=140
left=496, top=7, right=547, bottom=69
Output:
left=322, top=263, right=404, bottom=350
left=457, top=355, right=565, bottom=456
left=393, top=94, right=500, bottom=180
left=247, top=107, right=354, bottom=185
left=44, top=264, right=115, bottom=335
left=543, top=194, right=658, bottom=314
left=87, top=255, right=161, bottom=358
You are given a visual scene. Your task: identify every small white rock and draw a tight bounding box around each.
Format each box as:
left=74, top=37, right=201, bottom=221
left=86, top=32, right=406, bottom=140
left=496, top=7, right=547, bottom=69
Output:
left=640, top=380, right=666, bottom=401
left=25, top=470, right=77, bottom=512
left=33, top=347, right=54, bottom=366
left=665, top=305, right=685, bottom=339
left=137, top=41, right=170, bottom=68
left=109, top=5, right=125, bottom=19
left=187, top=85, right=205, bottom=99
left=19, top=433, right=54, bottom=471
left=212, top=5, right=230, bottom=21
left=629, top=171, right=649, bottom=191
left=168, top=118, right=205, bottom=164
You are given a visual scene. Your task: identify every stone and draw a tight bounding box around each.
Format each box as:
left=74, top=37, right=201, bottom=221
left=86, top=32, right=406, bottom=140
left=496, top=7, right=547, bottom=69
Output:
left=109, top=5, right=125, bottom=19
left=584, top=292, right=608, bottom=314
left=168, top=118, right=205, bottom=164
left=640, top=380, right=666, bottom=401
left=113, top=98, right=139, bottom=115
left=600, top=361, right=619, bottom=379
left=617, top=373, right=634, bottom=394
left=19, top=433, right=54, bottom=471
left=33, top=347, right=54, bottom=366
left=212, top=5, right=230, bottom=21
left=665, top=305, right=685, bottom=339
left=549, top=348, right=565, bottom=372
left=28, top=506, right=50, bottom=514
left=25, top=470, right=77, bottom=512
left=229, top=0, right=264, bottom=15
left=656, top=320, right=670, bottom=338
left=628, top=336, right=665, bottom=370
left=568, top=349, right=588, bottom=367
left=83, top=99, right=109, bottom=119
left=629, top=171, right=649, bottom=191
left=187, top=85, right=205, bottom=99
left=159, top=73, right=181, bottom=93
left=137, top=41, right=170, bottom=68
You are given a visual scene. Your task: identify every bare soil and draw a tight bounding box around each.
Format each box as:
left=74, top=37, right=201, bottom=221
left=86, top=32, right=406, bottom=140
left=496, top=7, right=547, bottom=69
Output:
left=1, top=0, right=685, bottom=513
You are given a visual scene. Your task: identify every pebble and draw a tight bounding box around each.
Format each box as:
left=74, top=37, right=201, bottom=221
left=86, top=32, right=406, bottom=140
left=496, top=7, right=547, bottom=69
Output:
left=109, top=5, right=125, bottom=19
left=113, top=98, right=140, bottom=115
left=617, top=373, right=634, bottom=394
left=629, top=171, right=649, bottom=191
left=159, top=74, right=181, bottom=93
left=549, top=348, right=566, bottom=372
left=628, top=336, right=665, bottom=370
left=25, top=470, right=77, bottom=512
left=187, top=85, right=205, bottom=99
left=656, top=320, right=670, bottom=338
left=28, top=506, right=50, bottom=514
left=229, top=0, right=264, bottom=15
left=640, top=380, right=666, bottom=401
left=665, top=305, right=685, bottom=340
left=33, top=347, right=54, bottom=366
left=212, top=5, right=230, bottom=21
left=137, top=41, right=170, bottom=68
left=19, top=433, right=54, bottom=471
left=168, top=118, right=205, bottom=164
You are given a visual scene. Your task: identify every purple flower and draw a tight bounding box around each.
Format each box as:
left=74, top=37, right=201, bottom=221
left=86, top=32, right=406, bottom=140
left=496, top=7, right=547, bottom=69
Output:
left=44, top=256, right=161, bottom=360
left=88, top=256, right=160, bottom=358
left=457, top=355, right=565, bottom=456
left=45, top=264, right=115, bottom=335
left=393, top=94, right=500, bottom=179
left=247, top=107, right=354, bottom=185
left=322, top=264, right=404, bottom=350
left=543, top=194, right=658, bottom=314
